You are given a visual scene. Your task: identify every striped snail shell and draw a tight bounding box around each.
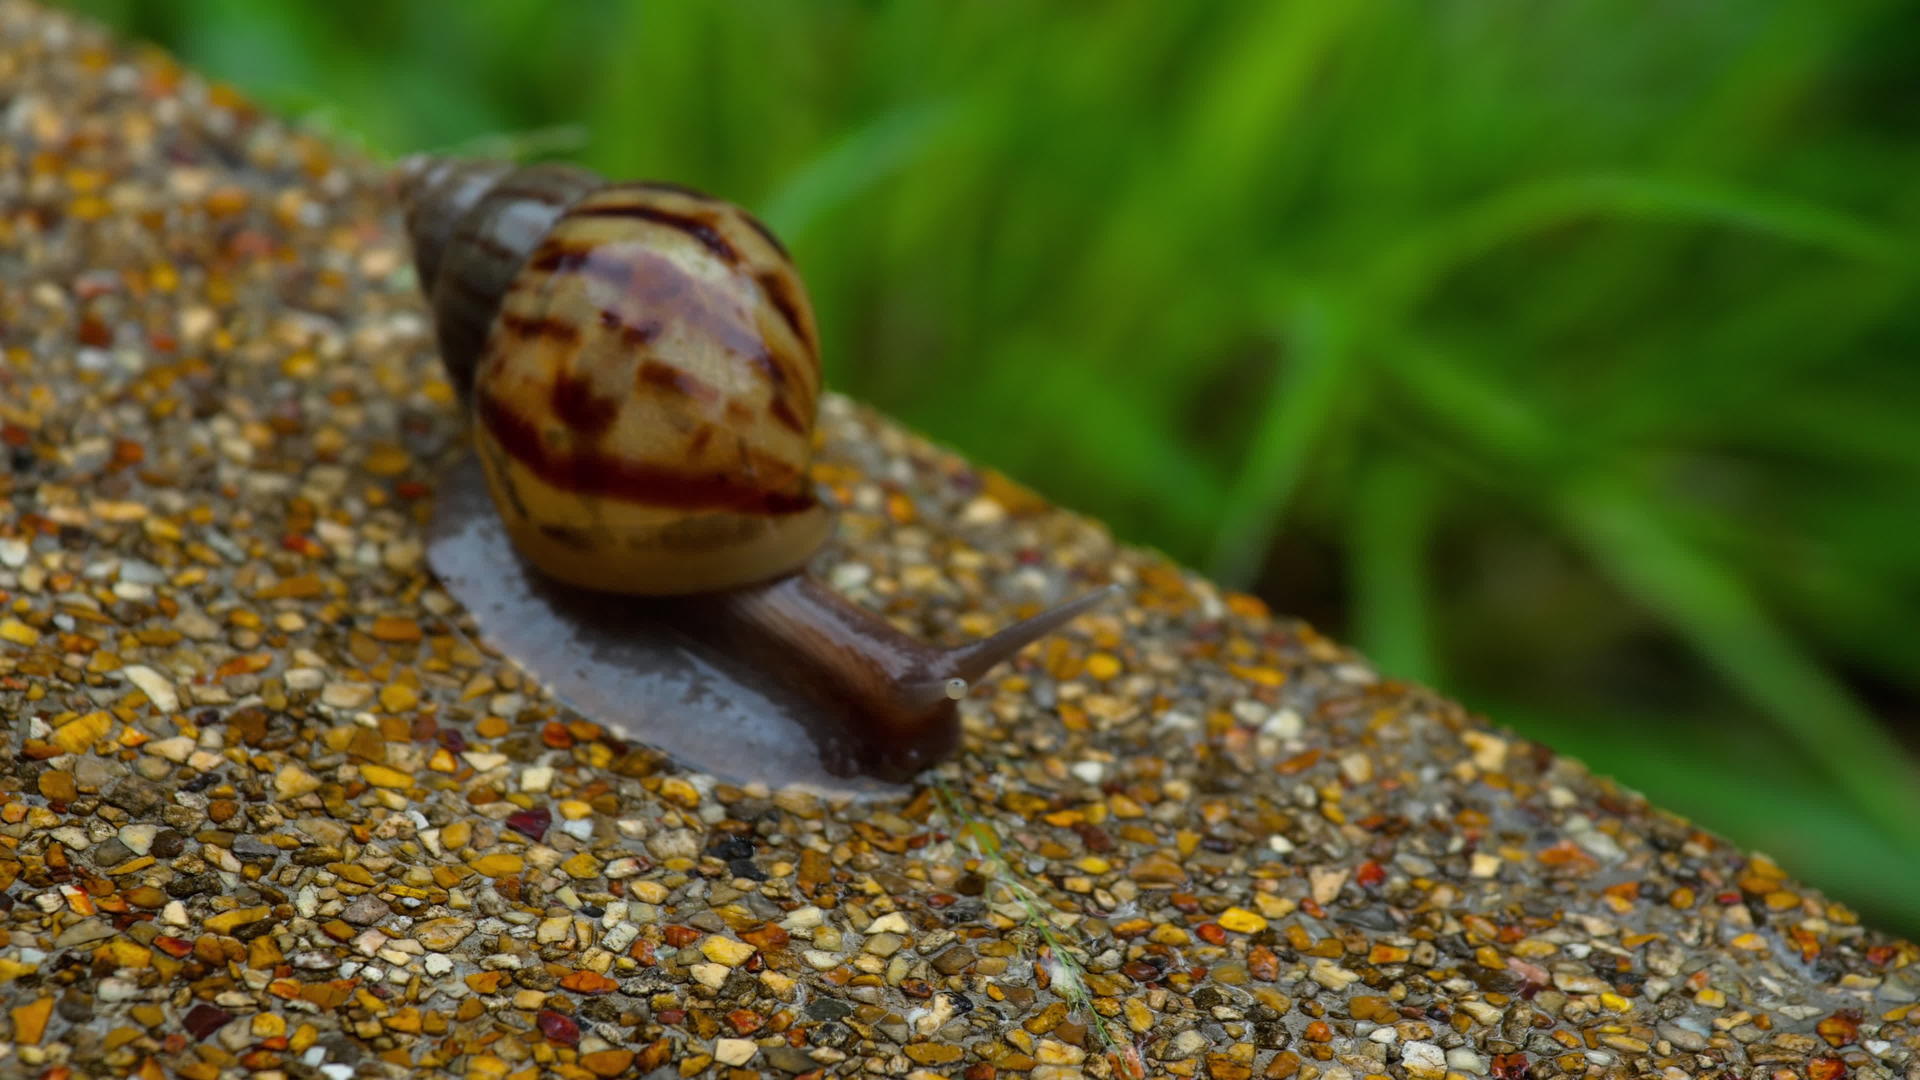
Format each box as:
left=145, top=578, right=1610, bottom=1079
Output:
left=400, top=157, right=1115, bottom=784
left=400, top=157, right=829, bottom=595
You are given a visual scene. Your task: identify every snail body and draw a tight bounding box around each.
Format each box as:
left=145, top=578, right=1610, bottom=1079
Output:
left=401, top=157, right=1114, bottom=784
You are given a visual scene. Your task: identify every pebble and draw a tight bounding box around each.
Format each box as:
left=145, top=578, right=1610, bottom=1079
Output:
left=120, top=664, right=180, bottom=712
left=321, top=682, right=374, bottom=709
left=143, top=735, right=195, bottom=762
left=700, top=936, right=757, bottom=966
left=1403, top=1040, right=1446, bottom=1077
left=117, top=823, right=159, bottom=855
left=339, top=895, right=390, bottom=926
left=54, top=920, right=116, bottom=949
left=764, top=1046, right=819, bottom=1073
left=713, top=1037, right=757, bottom=1065
left=470, top=853, right=524, bottom=877
left=275, top=763, right=324, bottom=798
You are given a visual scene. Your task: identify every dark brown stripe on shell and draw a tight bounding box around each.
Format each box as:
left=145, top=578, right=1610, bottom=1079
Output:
left=768, top=395, right=806, bottom=435
left=637, top=360, right=721, bottom=405
left=467, top=230, right=523, bottom=264
left=744, top=348, right=787, bottom=390
left=499, top=312, right=583, bottom=344
left=477, top=435, right=535, bottom=522
left=527, top=243, right=635, bottom=292
left=523, top=242, right=809, bottom=421
left=528, top=244, right=590, bottom=275
left=756, top=270, right=813, bottom=353
left=536, top=244, right=776, bottom=368
left=740, top=211, right=791, bottom=259
left=538, top=524, right=595, bottom=550
left=759, top=344, right=819, bottom=416
left=479, top=388, right=813, bottom=515
left=550, top=373, right=620, bottom=440
left=749, top=347, right=812, bottom=436
left=570, top=202, right=740, bottom=264
left=600, top=308, right=662, bottom=349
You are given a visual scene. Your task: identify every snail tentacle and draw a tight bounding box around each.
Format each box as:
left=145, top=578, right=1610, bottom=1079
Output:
left=942, top=583, right=1125, bottom=684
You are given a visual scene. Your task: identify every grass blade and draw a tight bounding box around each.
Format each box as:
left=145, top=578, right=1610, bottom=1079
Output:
left=1349, top=459, right=1441, bottom=685
left=1206, top=289, right=1354, bottom=586
left=1556, top=479, right=1920, bottom=855
left=1367, top=172, right=1909, bottom=317
left=759, top=99, right=962, bottom=241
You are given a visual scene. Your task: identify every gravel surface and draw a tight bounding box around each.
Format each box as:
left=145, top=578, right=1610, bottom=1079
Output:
left=2, top=3, right=1917, bottom=1078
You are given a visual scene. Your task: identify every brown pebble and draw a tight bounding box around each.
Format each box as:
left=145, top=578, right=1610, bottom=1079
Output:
left=37, top=770, right=76, bottom=802
left=580, top=1050, right=634, bottom=1077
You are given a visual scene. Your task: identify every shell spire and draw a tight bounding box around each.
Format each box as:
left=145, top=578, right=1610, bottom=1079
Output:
left=397, top=157, right=601, bottom=398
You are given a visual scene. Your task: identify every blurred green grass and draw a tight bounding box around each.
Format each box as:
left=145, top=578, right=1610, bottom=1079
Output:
left=68, top=1, right=1920, bottom=933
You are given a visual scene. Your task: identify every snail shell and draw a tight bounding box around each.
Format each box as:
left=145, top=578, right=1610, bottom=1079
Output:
left=401, top=156, right=830, bottom=595
left=402, top=157, right=1116, bottom=786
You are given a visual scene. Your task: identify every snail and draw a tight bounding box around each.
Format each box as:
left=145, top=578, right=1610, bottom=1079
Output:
left=398, top=157, right=1117, bottom=789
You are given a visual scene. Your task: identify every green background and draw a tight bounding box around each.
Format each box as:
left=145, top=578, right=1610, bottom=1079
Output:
left=68, top=1, right=1920, bottom=933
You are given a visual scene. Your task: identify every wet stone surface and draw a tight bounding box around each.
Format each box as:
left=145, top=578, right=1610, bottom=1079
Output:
left=2, top=3, right=1919, bottom=1079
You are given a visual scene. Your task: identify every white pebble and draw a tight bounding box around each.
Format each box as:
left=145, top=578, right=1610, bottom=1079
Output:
left=781, top=905, right=824, bottom=931
left=828, top=561, right=871, bottom=590
left=121, top=665, right=179, bottom=713
left=117, top=823, right=159, bottom=855
left=321, top=682, right=374, bottom=709
left=867, top=913, right=909, bottom=935
left=143, top=736, right=194, bottom=763
left=520, top=764, right=553, bottom=793
left=1070, top=760, right=1106, bottom=784
left=1155, top=710, right=1200, bottom=732
left=713, top=1038, right=756, bottom=1066
left=1402, top=1041, right=1446, bottom=1073
left=690, top=962, right=729, bottom=989
left=1447, top=1048, right=1489, bottom=1074
left=1262, top=708, right=1303, bottom=739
